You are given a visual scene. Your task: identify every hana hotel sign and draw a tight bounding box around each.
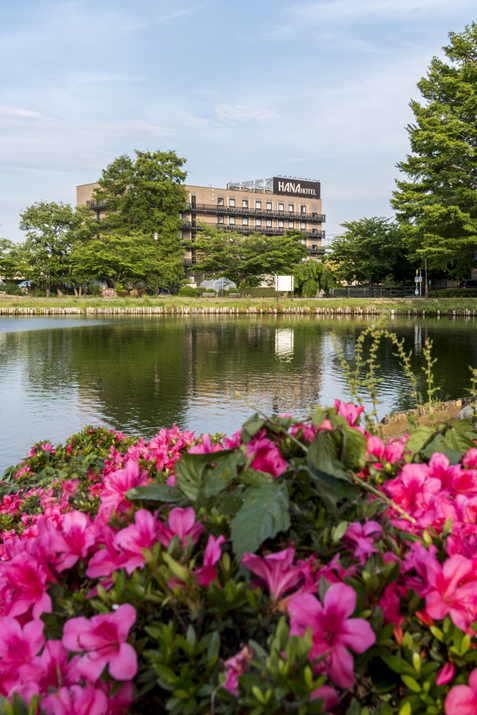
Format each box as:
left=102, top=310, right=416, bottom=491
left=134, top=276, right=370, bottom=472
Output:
left=273, top=177, right=321, bottom=199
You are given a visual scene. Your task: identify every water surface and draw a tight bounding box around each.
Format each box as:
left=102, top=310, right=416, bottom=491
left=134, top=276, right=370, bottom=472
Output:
left=1, top=314, right=475, bottom=470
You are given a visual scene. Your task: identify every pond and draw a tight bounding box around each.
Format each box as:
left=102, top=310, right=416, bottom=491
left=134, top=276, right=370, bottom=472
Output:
left=1, top=313, right=476, bottom=471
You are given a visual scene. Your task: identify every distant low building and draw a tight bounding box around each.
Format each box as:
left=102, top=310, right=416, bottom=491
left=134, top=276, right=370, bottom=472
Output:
left=76, top=176, right=325, bottom=285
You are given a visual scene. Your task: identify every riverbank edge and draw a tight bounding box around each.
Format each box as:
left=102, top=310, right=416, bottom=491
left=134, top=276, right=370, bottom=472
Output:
left=1, top=296, right=477, bottom=315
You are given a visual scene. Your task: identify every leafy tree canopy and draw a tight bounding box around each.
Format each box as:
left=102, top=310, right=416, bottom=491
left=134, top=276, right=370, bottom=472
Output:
left=292, top=259, right=335, bottom=296
left=92, top=149, right=187, bottom=287
left=325, top=217, right=414, bottom=287
left=194, top=228, right=308, bottom=295
left=391, top=23, right=477, bottom=277
left=0, top=238, right=21, bottom=280
left=18, top=202, right=96, bottom=285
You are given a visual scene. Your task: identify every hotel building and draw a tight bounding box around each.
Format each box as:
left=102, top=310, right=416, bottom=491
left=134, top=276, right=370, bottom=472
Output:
left=76, top=176, right=325, bottom=284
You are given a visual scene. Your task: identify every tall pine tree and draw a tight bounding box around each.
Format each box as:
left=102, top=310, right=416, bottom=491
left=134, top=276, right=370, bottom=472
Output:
left=392, top=23, right=477, bottom=277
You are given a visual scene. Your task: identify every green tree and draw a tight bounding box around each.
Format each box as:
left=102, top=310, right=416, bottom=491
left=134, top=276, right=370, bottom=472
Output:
left=392, top=23, right=477, bottom=277
left=194, top=228, right=308, bottom=296
left=18, top=202, right=96, bottom=293
left=92, top=150, right=187, bottom=288
left=293, top=259, right=335, bottom=297
left=325, top=217, right=413, bottom=292
left=0, top=238, right=21, bottom=281
left=70, top=229, right=156, bottom=289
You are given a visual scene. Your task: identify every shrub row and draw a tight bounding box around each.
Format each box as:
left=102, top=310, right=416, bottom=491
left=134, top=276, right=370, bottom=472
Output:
left=1, top=405, right=477, bottom=713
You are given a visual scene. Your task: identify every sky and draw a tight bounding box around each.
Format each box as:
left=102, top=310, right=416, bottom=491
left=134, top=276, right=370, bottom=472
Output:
left=0, top=0, right=475, bottom=243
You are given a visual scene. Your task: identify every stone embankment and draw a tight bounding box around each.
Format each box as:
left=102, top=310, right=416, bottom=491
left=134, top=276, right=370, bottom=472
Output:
left=1, top=305, right=477, bottom=316
left=380, top=398, right=473, bottom=439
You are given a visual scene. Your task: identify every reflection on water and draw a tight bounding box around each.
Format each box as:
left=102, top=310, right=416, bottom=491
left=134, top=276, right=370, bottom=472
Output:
left=1, top=314, right=477, bottom=470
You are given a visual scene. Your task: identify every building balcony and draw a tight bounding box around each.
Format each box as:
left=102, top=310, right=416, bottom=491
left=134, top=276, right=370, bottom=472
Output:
left=185, top=223, right=325, bottom=239
left=186, top=203, right=325, bottom=223
left=86, top=200, right=108, bottom=209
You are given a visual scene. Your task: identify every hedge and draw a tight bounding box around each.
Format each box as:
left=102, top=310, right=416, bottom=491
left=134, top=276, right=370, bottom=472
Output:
left=1, top=404, right=477, bottom=713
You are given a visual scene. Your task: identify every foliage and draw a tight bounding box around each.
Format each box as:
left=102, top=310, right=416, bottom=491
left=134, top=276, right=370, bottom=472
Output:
left=92, top=150, right=187, bottom=288
left=195, top=227, right=308, bottom=296
left=293, top=259, right=335, bottom=296
left=248, top=287, right=277, bottom=297
left=18, top=202, right=96, bottom=290
left=392, top=23, right=477, bottom=278
left=2, top=394, right=477, bottom=713
left=0, top=239, right=21, bottom=281
left=326, top=217, right=415, bottom=289
left=3, top=282, right=22, bottom=296
left=178, top=286, right=201, bottom=297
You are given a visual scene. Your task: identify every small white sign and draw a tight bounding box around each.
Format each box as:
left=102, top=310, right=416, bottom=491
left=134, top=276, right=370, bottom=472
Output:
left=275, top=275, right=294, bottom=292
left=414, top=276, right=422, bottom=283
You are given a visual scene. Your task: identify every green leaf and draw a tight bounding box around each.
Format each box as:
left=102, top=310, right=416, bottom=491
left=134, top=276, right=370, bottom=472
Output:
left=341, top=425, right=368, bottom=471
left=126, top=484, right=184, bottom=502
left=380, top=652, right=417, bottom=676
left=231, top=483, right=290, bottom=559
left=404, top=425, right=435, bottom=457
left=420, top=434, right=462, bottom=464
left=175, top=450, right=237, bottom=501
left=401, top=675, right=421, bottom=692
left=240, top=416, right=266, bottom=443
left=307, top=431, right=360, bottom=503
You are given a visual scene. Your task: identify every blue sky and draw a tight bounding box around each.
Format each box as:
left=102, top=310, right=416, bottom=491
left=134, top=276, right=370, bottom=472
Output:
left=0, top=0, right=475, bottom=242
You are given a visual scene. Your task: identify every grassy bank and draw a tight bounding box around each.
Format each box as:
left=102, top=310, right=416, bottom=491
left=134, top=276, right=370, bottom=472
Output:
left=1, top=295, right=477, bottom=315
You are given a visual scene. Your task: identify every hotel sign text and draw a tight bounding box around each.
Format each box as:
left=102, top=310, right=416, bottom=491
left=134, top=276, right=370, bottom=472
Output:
left=273, top=177, right=321, bottom=199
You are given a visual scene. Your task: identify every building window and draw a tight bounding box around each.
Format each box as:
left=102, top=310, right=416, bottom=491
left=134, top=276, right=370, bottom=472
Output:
left=301, top=222, right=306, bottom=230
left=229, top=216, right=235, bottom=225
left=243, top=217, right=248, bottom=226
left=267, top=219, right=272, bottom=227
left=179, top=212, right=183, bottom=219
left=218, top=197, right=224, bottom=206
left=229, top=198, right=235, bottom=207
left=255, top=200, right=261, bottom=209
left=288, top=203, right=294, bottom=213
left=218, top=216, right=224, bottom=224
left=301, top=205, right=306, bottom=213
left=278, top=203, right=284, bottom=212
left=180, top=231, right=183, bottom=239
left=256, top=218, right=261, bottom=227
left=289, top=221, right=294, bottom=229
left=266, top=202, right=272, bottom=210
left=278, top=220, right=284, bottom=228
left=242, top=199, right=248, bottom=208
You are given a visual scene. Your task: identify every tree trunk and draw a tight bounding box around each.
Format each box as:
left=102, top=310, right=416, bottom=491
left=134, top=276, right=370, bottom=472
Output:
left=369, top=275, right=373, bottom=298
left=73, top=285, right=78, bottom=297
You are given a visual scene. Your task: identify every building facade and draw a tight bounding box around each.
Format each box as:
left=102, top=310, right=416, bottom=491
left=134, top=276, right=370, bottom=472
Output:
left=76, top=176, right=325, bottom=284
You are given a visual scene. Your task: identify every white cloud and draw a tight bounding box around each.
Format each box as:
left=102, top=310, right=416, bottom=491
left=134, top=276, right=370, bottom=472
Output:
left=213, top=104, right=281, bottom=125
left=0, top=105, right=172, bottom=173
left=286, top=0, right=475, bottom=27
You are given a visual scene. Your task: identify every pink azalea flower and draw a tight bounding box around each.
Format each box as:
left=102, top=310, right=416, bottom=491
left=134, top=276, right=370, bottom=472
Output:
left=425, top=554, right=477, bottom=631
left=463, top=448, right=477, bottom=469
left=114, top=509, right=159, bottom=574
left=428, top=452, right=463, bottom=489
left=334, top=399, right=365, bottom=426
left=242, top=547, right=305, bottom=601
left=42, top=685, right=108, bottom=715
left=311, top=685, right=339, bottom=708
left=288, top=584, right=376, bottom=689
left=157, top=507, right=204, bottom=549
left=291, top=422, right=316, bottom=443
left=224, top=429, right=242, bottom=450
left=0, top=617, right=44, bottom=665
left=437, top=662, right=455, bottom=686
left=41, top=443, right=55, bottom=454
left=99, top=459, right=150, bottom=514
left=446, top=668, right=477, bottom=714
left=32, top=639, right=73, bottom=690
left=223, top=646, right=253, bottom=696
left=344, top=521, right=382, bottom=563
left=1, top=552, right=52, bottom=618
left=55, top=511, right=96, bottom=571
left=246, top=437, right=288, bottom=477
left=188, top=434, right=223, bottom=454
left=194, top=534, right=225, bottom=586
left=62, top=603, right=137, bottom=682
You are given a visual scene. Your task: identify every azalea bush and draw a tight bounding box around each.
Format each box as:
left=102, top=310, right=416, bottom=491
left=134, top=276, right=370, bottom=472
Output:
left=2, top=403, right=477, bottom=714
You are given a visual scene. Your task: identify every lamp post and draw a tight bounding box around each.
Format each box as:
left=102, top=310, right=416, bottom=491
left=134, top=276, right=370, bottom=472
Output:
left=153, top=232, right=159, bottom=297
